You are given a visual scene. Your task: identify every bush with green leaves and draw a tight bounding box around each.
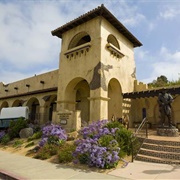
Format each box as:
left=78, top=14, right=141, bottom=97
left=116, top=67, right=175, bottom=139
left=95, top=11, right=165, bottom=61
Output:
left=8, top=118, right=28, bottom=139
left=27, top=131, right=42, bottom=142
left=13, top=140, right=24, bottom=148
left=105, top=121, right=135, bottom=157
left=25, top=141, right=35, bottom=148
left=73, top=120, right=136, bottom=169
left=34, top=143, right=59, bottom=160
left=58, top=143, right=76, bottom=163
left=0, top=131, right=5, bottom=142
left=0, top=134, right=10, bottom=145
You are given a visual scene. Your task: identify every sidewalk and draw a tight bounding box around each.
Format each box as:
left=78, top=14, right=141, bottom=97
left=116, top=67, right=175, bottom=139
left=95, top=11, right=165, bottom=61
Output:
left=1, top=150, right=180, bottom=180
left=109, top=160, right=180, bottom=179
left=0, top=150, right=124, bottom=180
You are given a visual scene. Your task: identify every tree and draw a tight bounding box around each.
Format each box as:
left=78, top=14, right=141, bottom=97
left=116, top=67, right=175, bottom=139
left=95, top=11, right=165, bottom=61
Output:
left=148, top=75, right=168, bottom=88
left=156, top=75, right=168, bottom=87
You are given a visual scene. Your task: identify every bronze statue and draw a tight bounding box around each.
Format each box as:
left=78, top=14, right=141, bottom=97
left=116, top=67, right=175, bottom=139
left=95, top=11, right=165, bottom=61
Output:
left=158, top=89, right=173, bottom=128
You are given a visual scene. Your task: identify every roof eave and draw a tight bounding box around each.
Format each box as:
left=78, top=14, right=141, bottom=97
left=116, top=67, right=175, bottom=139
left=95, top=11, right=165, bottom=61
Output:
left=51, top=4, right=142, bottom=48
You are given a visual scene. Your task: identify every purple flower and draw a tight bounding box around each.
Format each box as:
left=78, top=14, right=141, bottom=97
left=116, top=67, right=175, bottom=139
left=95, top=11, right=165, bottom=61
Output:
left=39, top=124, right=67, bottom=147
left=73, top=120, right=121, bottom=169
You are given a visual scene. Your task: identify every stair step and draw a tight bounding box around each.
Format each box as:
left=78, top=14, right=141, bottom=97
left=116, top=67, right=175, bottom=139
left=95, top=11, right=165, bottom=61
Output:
left=144, top=138, right=180, bottom=146
left=139, top=148, right=180, bottom=160
left=142, top=143, right=180, bottom=153
left=135, top=137, right=180, bottom=164
left=136, top=154, right=180, bottom=165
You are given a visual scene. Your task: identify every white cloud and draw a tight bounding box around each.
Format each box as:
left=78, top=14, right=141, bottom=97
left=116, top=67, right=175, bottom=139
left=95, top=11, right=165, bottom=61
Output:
left=160, top=47, right=180, bottom=63
left=122, top=13, right=146, bottom=27
left=159, top=4, right=180, bottom=20
left=135, top=48, right=149, bottom=61
left=0, top=0, right=145, bottom=83
left=160, top=8, right=178, bottom=20
left=138, top=46, right=180, bottom=83
left=0, top=3, right=60, bottom=72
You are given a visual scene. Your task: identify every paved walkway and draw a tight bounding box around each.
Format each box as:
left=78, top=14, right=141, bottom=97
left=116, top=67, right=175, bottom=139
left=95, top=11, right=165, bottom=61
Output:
left=0, top=150, right=180, bottom=179
left=0, top=150, right=124, bottom=180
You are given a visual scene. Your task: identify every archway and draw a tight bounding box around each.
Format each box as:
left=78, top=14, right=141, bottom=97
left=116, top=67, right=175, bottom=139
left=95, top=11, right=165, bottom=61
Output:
left=68, top=31, right=91, bottom=49
left=0, top=101, right=9, bottom=111
left=65, top=78, right=90, bottom=125
left=107, top=34, right=120, bottom=49
left=43, top=95, right=57, bottom=122
left=26, top=97, right=40, bottom=123
left=108, top=78, right=122, bottom=120
left=12, top=99, right=23, bottom=107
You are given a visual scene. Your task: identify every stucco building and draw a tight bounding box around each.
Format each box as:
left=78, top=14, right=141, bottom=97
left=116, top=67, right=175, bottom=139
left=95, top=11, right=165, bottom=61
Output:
left=1, top=5, right=180, bottom=131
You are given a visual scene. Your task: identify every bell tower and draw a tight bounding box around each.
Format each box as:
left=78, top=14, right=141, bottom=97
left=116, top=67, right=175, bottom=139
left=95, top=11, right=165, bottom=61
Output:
left=51, top=4, right=142, bottom=129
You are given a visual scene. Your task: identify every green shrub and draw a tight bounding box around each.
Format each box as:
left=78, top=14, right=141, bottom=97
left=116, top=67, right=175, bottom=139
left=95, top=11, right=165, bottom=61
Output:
left=34, top=143, right=59, bottom=160
left=27, top=131, right=42, bottom=142
left=1, top=134, right=10, bottom=145
left=8, top=118, right=28, bottom=139
left=114, top=128, right=133, bottom=157
left=105, top=121, right=124, bottom=130
left=25, top=141, right=35, bottom=148
left=58, top=143, right=76, bottom=163
left=105, top=121, right=135, bottom=157
left=13, top=140, right=24, bottom=148
left=78, top=153, right=89, bottom=164
left=98, top=134, right=114, bottom=147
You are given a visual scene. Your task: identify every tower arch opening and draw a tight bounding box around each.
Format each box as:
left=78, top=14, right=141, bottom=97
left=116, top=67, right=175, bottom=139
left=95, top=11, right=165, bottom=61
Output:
left=107, top=34, right=120, bottom=49
left=68, top=31, right=91, bottom=49
left=65, top=78, right=90, bottom=125
left=108, top=78, right=122, bottom=120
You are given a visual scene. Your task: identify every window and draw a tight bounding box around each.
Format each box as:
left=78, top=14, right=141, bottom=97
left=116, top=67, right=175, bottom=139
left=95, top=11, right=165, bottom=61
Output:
left=106, top=34, right=124, bottom=58
left=68, top=32, right=91, bottom=49
left=65, top=32, right=91, bottom=59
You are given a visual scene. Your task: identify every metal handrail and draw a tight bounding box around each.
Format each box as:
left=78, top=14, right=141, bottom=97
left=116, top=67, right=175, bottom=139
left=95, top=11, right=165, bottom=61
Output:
left=134, top=117, right=147, bottom=136
left=131, top=117, right=148, bottom=162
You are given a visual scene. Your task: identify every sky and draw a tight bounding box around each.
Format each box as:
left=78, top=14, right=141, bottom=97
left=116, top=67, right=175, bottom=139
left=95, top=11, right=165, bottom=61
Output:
left=1, top=0, right=180, bottom=84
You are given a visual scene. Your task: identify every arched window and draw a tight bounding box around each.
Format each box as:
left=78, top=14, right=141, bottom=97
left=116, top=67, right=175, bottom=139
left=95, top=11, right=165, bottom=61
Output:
left=68, top=32, right=91, bottom=50
left=107, top=34, right=120, bottom=49
left=106, top=34, right=124, bottom=58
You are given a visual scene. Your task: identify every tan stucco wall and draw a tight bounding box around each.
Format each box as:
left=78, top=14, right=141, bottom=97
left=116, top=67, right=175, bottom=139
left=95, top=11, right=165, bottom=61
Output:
left=0, top=69, right=58, bottom=98
left=0, top=70, right=58, bottom=124
left=55, top=16, right=138, bottom=123
left=101, top=18, right=136, bottom=94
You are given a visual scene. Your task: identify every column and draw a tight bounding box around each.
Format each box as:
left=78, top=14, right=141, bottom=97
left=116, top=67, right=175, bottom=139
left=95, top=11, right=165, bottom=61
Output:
left=88, top=96, right=110, bottom=122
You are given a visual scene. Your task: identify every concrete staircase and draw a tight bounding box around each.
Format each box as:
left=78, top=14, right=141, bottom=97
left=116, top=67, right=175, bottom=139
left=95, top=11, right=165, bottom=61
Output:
left=135, top=138, right=180, bottom=164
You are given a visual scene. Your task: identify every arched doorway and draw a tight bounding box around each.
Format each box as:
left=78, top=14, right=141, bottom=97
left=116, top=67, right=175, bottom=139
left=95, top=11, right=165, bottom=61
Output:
left=48, top=95, right=57, bottom=122
left=26, top=98, right=40, bottom=124
left=65, top=78, right=90, bottom=125
left=108, top=78, right=122, bottom=120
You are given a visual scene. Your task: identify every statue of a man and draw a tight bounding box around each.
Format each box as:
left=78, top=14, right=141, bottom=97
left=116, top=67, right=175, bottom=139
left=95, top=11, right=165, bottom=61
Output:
left=158, top=89, right=174, bottom=127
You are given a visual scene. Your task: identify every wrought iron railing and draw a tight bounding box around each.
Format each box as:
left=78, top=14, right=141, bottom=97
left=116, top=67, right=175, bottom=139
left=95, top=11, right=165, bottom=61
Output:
left=131, top=117, right=149, bottom=162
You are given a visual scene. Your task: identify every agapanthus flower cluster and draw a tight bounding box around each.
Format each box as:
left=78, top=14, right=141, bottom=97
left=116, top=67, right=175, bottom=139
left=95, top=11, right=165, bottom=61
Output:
left=73, top=120, right=121, bottom=169
left=73, top=137, right=120, bottom=168
left=39, top=124, right=67, bottom=147
left=80, top=119, right=110, bottom=139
